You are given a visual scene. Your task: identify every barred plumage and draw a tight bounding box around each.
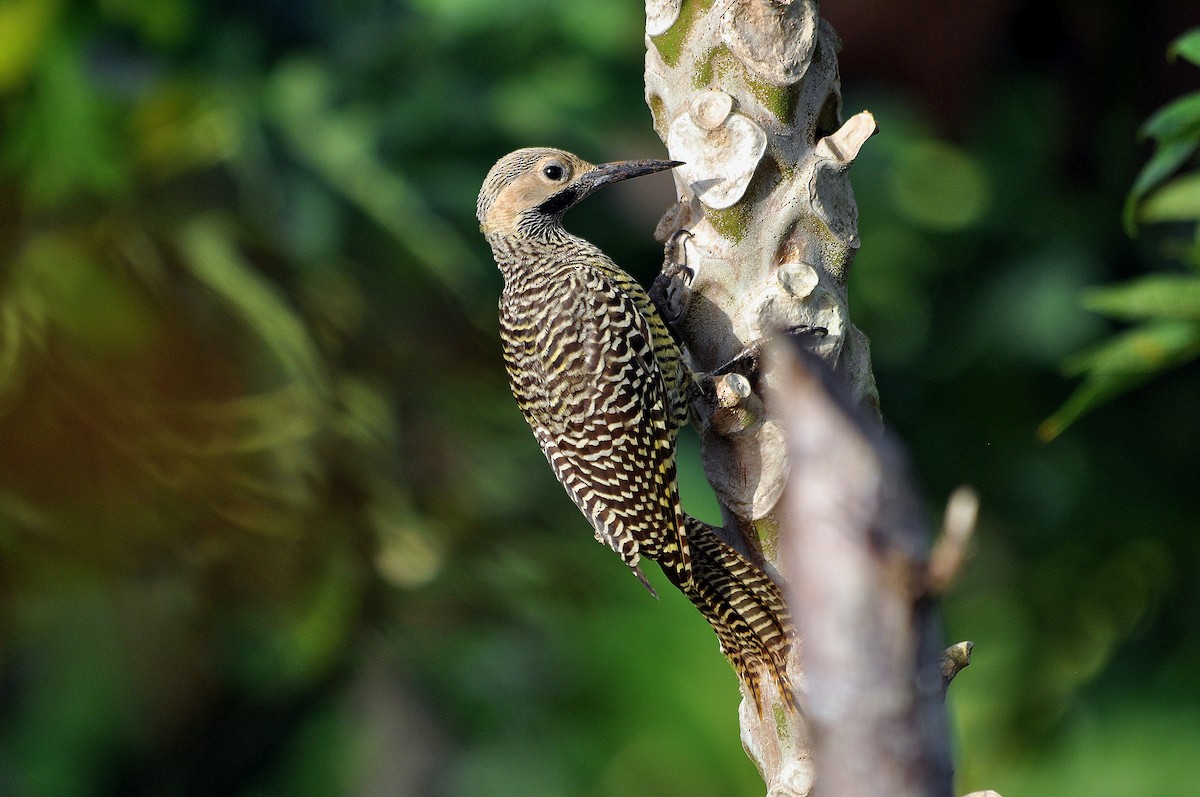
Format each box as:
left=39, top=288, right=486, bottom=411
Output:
left=478, top=147, right=794, bottom=711
left=685, top=517, right=795, bottom=711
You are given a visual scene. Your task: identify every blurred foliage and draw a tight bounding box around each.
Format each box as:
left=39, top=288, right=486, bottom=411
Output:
left=0, top=2, right=1197, bottom=797
left=1042, top=27, right=1200, bottom=440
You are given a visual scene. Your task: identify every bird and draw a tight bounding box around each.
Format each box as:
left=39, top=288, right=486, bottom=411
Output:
left=477, top=147, right=794, bottom=711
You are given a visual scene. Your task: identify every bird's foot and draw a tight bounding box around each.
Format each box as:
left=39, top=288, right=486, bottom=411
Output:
left=650, top=229, right=695, bottom=325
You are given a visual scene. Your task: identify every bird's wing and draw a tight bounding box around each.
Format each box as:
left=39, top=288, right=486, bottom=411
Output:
left=501, top=263, right=691, bottom=590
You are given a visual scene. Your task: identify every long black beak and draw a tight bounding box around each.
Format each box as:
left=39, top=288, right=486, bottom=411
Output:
left=537, top=159, right=683, bottom=215
left=579, top=159, right=684, bottom=192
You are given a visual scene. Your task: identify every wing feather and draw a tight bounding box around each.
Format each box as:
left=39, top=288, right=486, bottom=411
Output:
left=500, top=263, right=690, bottom=588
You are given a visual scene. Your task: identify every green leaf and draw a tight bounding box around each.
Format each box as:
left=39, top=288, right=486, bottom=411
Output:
left=1062, top=318, right=1200, bottom=377
left=1168, top=27, right=1200, bottom=66
left=1140, top=91, right=1200, bottom=142
left=1124, top=139, right=1198, bottom=234
left=179, top=217, right=328, bottom=392
left=1139, top=172, right=1200, bottom=224
left=1039, top=378, right=1121, bottom=442
left=19, top=231, right=159, bottom=357
left=265, top=59, right=487, bottom=317
left=1041, top=320, right=1200, bottom=440
left=5, top=35, right=128, bottom=206
left=1083, top=275, right=1200, bottom=321
left=0, top=0, right=58, bottom=92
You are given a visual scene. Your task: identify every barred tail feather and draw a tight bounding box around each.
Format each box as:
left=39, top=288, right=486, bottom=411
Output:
left=674, top=516, right=797, bottom=714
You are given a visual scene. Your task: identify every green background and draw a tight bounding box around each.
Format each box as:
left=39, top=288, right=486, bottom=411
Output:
left=1, top=1, right=1197, bottom=795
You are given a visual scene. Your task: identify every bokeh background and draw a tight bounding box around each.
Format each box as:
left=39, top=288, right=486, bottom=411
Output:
left=1, top=1, right=1198, bottom=795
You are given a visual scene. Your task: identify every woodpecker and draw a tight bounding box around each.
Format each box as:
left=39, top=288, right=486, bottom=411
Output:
left=477, top=147, right=794, bottom=710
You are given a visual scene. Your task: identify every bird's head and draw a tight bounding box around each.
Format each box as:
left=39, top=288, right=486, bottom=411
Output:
left=477, top=147, right=681, bottom=238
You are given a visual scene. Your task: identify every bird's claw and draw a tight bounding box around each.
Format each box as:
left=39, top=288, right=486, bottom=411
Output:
left=663, top=229, right=695, bottom=283
left=651, top=228, right=695, bottom=325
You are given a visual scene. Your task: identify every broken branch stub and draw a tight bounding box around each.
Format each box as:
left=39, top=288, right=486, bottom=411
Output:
left=779, top=345, right=954, bottom=797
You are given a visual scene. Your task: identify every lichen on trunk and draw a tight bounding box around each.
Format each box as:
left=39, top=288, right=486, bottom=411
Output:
left=643, top=1, right=879, bottom=792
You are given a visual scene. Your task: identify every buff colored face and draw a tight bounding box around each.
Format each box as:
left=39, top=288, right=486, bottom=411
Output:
left=479, top=150, right=593, bottom=235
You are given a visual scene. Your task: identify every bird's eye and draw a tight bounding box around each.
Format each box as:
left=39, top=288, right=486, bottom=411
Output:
left=542, top=163, right=566, bottom=181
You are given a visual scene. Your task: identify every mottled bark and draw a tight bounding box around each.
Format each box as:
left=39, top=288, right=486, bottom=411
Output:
left=643, top=1, right=876, bottom=793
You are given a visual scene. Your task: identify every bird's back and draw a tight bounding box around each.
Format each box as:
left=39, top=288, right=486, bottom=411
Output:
left=497, top=239, right=691, bottom=591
